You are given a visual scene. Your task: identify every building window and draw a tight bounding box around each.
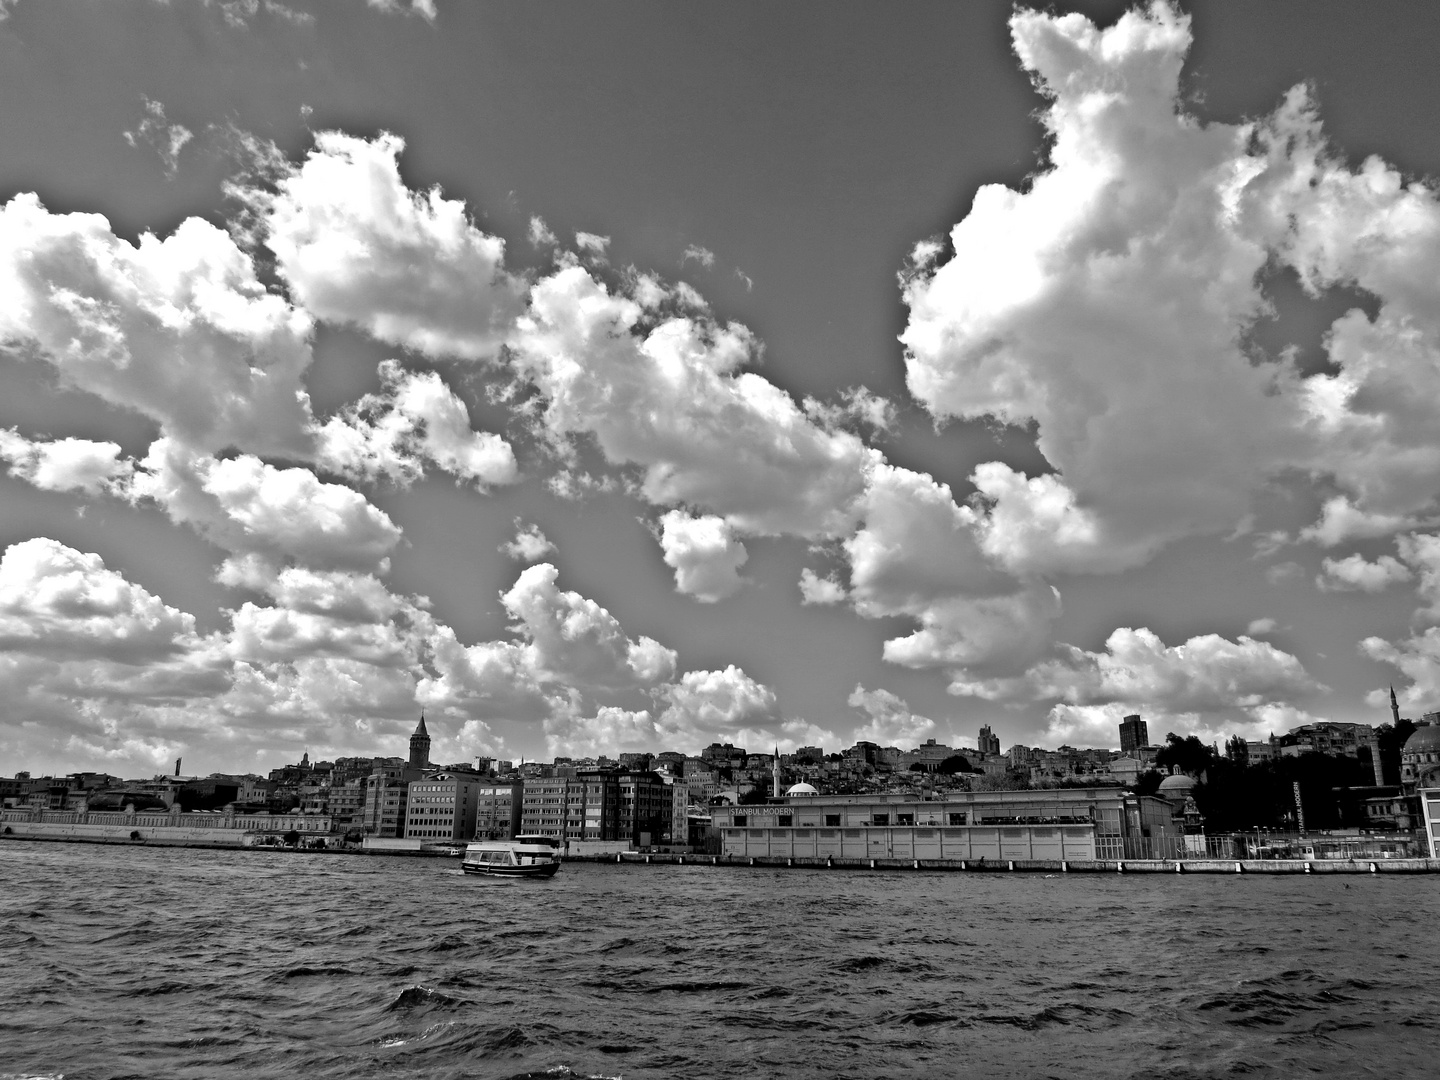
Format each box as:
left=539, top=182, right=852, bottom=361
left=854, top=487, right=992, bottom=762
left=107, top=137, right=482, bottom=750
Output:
left=824, top=814, right=841, bottom=827
left=777, top=814, right=793, bottom=827
left=948, top=813, right=966, bottom=826
left=896, top=814, right=914, bottom=826
left=872, top=814, right=889, bottom=826
left=733, top=814, right=747, bottom=826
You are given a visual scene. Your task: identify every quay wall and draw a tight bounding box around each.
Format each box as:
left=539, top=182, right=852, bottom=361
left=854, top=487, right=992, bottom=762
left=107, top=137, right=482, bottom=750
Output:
left=566, top=851, right=1440, bottom=874
left=0, top=808, right=331, bottom=849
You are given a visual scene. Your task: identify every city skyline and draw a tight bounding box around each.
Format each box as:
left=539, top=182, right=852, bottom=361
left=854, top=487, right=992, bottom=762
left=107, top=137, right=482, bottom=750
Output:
left=7, top=1, right=1440, bottom=778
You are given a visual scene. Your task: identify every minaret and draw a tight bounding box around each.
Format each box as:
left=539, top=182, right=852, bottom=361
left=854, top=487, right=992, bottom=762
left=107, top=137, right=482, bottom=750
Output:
left=1391, top=685, right=1402, bottom=727
left=773, top=745, right=782, bottom=801
left=409, top=713, right=431, bottom=770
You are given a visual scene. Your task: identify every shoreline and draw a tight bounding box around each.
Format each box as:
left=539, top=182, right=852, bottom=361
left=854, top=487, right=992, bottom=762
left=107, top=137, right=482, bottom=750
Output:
left=5, top=831, right=1437, bottom=873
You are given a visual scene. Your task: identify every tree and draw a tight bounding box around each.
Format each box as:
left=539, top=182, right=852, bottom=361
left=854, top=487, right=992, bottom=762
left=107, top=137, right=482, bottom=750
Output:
left=938, top=755, right=974, bottom=775
left=1155, top=734, right=1217, bottom=777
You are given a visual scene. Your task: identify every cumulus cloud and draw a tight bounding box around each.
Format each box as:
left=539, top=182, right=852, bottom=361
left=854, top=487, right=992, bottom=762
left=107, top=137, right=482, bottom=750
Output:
left=847, top=685, right=939, bottom=748
left=1020, top=626, right=1325, bottom=748
left=657, top=510, right=748, bottom=602
left=316, top=359, right=517, bottom=488
left=655, top=665, right=777, bottom=739
left=1317, top=552, right=1411, bottom=593
left=509, top=265, right=877, bottom=538
left=1246, top=617, right=1277, bottom=636
left=500, top=519, right=556, bottom=562
left=844, top=462, right=1059, bottom=677
left=0, top=538, right=197, bottom=663
left=503, top=562, right=675, bottom=691
left=898, top=1, right=1440, bottom=590
left=0, top=193, right=316, bottom=457
left=0, top=430, right=133, bottom=496
left=798, top=567, right=846, bottom=605
left=130, top=438, right=403, bottom=575
left=253, top=131, right=526, bottom=360
left=123, top=97, right=192, bottom=177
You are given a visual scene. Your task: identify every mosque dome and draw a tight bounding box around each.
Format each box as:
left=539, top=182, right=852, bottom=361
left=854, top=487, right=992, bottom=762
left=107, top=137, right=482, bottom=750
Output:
left=1403, top=724, right=1440, bottom=755
left=1157, top=772, right=1197, bottom=806
left=785, top=782, right=819, bottom=796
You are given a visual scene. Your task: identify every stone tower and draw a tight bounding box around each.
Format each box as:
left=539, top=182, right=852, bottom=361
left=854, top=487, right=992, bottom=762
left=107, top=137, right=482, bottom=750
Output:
left=409, top=714, right=431, bottom=770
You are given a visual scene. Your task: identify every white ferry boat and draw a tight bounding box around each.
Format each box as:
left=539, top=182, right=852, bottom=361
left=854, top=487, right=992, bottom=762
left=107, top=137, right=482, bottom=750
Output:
left=461, top=834, right=562, bottom=878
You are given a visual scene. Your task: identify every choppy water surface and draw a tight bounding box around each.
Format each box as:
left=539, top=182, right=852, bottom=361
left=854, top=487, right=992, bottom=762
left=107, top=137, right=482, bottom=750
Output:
left=2, top=844, right=1437, bottom=1079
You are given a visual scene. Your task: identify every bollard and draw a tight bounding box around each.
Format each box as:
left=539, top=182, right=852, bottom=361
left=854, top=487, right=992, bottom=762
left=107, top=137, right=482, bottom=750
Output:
left=1235, top=861, right=1243, bottom=873
left=959, top=860, right=967, bottom=871
left=1007, top=860, right=1015, bottom=872
left=869, top=859, right=876, bottom=869
left=749, top=857, right=755, bottom=866
left=678, top=856, right=684, bottom=865
left=1370, top=862, right=1379, bottom=873
left=616, top=853, right=621, bottom=864
left=1175, top=861, right=1183, bottom=874
left=787, top=857, right=793, bottom=867
left=1061, top=861, right=1068, bottom=873
left=1117, top=861, right=1125, bottom=873
left=826, top=856, right=833, bottom=868
left=913, top=859, right=919, bottom=870
left=1304, top=862, right=1312, bottom=873
left=645, top=854, right=652, bottom=864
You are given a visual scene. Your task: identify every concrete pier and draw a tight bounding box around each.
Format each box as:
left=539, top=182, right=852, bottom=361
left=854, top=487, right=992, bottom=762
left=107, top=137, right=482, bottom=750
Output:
left=563, top=851, right=1440, bottom=874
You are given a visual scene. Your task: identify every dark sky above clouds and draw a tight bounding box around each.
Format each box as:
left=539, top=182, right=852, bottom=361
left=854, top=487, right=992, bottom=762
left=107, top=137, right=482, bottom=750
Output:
left=4, top=0, right=1440, bottom=778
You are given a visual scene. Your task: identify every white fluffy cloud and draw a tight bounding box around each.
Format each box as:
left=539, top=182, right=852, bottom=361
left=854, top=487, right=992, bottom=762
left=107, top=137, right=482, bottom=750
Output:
left=256, top=131, right=525, bottom=361
left=509, top=265, right=877, bottom=539
left=0, top=193, right=316, bottom=456
left=1317, top=552, right=1412, bottom=593
left=0, top=538, right=197, bottom=663
left=898, top=2, right=1440, bottom=589
left=845, top=463, right=1060, bottom=676
left=657, top=510, right=748, bottom=602
left=847, top=685, right=939, bottom=749
left=656, top=665, right=777, bottom=737
left=798, top=567, right=846, bottom=605
left=316, top=359, right=517, bottom=487
left=500, top=519, right=556, bottom=562
left=0, top=430, right=133, bottom=496
left=1029, top=627, right=1321, bottom=711
left=130, top=438, right=403, bottom=574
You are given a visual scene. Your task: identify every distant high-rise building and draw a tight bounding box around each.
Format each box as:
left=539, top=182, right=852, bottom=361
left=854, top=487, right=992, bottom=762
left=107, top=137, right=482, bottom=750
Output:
left=409, top=714, right=431, bottom=770
left=978, top=725, right=1001, bottom=756
left=1119, top=715, right=1148, bottom=754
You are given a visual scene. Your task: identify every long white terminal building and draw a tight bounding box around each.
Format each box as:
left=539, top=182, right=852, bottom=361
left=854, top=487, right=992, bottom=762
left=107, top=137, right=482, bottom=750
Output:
left=710, top=787, right=1181, bottom=861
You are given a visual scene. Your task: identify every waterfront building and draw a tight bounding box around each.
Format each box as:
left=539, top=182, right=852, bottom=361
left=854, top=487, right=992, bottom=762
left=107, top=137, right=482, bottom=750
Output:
left=978, top=726, right=1001, bottom=757
left=710, top=788, right=1182, bottom=861
left=1119, top=715, right=1148, bottom=754
left=618, top=770, right=667, bottom=846
left=403, top=773, right=482, bottom=841
left=520, top=777, right=570, bottom=839
left=1421, top=788, right=1440, bottom=858
left=328, top=778, right=367, bottom=829
left=473, top=781, right=523, bottom=839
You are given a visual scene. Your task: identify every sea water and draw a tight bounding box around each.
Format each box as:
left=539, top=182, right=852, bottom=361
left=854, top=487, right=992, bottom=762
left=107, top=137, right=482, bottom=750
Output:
left=2, top=842, right=1437, bottom=1079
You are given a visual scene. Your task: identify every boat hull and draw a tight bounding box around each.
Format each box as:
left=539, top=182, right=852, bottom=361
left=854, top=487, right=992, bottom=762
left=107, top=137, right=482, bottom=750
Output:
left=461, top=860, right=560, bottom=878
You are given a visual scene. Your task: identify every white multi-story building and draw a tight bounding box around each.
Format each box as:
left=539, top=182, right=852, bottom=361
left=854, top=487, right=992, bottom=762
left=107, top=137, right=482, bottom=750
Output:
left=403, top=773, right=483, bottom=842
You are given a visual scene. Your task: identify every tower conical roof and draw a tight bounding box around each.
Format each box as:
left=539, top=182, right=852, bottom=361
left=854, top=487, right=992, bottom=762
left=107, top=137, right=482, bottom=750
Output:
left=413, top=713, right=429, bottom=738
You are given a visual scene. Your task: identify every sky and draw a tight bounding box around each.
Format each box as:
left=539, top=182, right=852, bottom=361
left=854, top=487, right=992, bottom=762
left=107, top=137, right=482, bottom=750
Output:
left=5, top=0, right=1440, bottom=778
